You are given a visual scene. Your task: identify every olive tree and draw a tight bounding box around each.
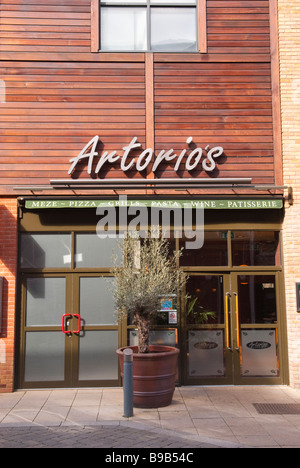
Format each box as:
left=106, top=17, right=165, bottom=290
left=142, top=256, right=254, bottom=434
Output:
left=111, top=234, right=187, bottom=353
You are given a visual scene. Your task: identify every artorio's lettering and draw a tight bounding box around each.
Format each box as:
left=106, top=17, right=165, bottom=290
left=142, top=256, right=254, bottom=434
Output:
left=68, top=136, right=224, bottom=176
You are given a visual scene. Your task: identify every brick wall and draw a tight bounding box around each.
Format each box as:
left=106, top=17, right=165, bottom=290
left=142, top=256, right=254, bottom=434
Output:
left=278, top=0, right=300, bottom=387
left=0, top=199, right=18, bottom=392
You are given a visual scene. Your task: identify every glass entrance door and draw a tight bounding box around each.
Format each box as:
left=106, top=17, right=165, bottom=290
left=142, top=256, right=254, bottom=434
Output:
left=21, top=275, right=69, bottom=386
left=183, top=273, right=283, bottom=385
left=184, top=274, right=233, bottom=384
left=74, top=274, right=119, bottom=386
left=232, top=273, right=281, bottom=384
left=20, top=273, right=120, bottom=388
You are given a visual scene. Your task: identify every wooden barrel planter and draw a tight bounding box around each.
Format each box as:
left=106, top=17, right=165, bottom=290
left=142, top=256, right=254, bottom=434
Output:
left=116, top=345, right=180, bottom=409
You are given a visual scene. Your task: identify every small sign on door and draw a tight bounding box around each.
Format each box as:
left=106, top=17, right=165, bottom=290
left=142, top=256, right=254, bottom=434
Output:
left=169, top=311, right=177, bottom=324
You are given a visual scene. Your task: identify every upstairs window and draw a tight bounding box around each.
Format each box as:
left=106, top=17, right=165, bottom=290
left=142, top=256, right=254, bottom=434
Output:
left=99, top=0, right=198, bottom=52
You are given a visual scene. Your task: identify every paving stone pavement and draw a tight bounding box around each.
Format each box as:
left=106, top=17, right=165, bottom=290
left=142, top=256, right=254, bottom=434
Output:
left=0, top=425, right=219, bottom=449
left=1, top=386, right=300, bottom=449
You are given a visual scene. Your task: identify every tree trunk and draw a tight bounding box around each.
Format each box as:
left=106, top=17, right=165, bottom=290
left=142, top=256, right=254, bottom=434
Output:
left=135, top=314, right=151, bottom=353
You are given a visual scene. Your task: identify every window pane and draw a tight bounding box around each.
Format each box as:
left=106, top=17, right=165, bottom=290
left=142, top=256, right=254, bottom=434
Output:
left=26, top=277, right=66, bottom=327
left=21, top=234, right=71, bottom=269
left=101, top=7, right=147, bottom=51
left=75, top=234, right=123, bottom=268
left=238, top=275, right=277, bottom=324
left=79, top=277, right=117, bottom=325
left=180, top=232, right=228, bottom=266
left=151, top=0, right=196, bottom=3
left=102, top=0, right=146, bottom=3
left=188, top=330, right=225, bottom=377
left=151, top=7, right=197, bottom=51
left=129, top=329, right=177, bottom=347
left=232, top=231, right=280, bottom=266
left=24, top=331, right=65, bottom=382
left=186, top=275, right=224, bottom=325
left=241, top=329, right=279, bottom=377
left=78, top=330, right=119, bottom=381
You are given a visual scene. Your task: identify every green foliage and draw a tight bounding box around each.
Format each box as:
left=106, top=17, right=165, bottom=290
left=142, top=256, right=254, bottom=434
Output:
left=110, top=234, right=187, bottom=352
left=112, top=234, right=187, bottom=320
left=186, top=294, right=216, bottom=324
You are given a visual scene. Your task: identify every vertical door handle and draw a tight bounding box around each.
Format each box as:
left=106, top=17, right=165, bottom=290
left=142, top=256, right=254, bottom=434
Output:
left=225, top=293, right=232, bottom=351
left=234, top=292, right=240, bottom=352
left=73, top=314, right=81, bottom=334
left=62, top=314, right=72, bottom=334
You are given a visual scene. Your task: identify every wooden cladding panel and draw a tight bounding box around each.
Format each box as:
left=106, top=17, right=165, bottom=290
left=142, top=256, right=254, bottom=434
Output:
left=0, top=61, right=146, bottom=192
left=154, top=62, right=274, bottom=184
left=0, top=0, right=92, bottom=55
left=0, top=59, right=277, bottom=191
left=0, top=1, right=278, bottom=192
left=0, top=0, right=270, bottom=59
left=206, top=0, right=270, bottom=55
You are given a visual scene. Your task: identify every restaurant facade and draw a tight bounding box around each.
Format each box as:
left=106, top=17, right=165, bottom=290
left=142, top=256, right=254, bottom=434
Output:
left=0, top=0, right=299, bottom=392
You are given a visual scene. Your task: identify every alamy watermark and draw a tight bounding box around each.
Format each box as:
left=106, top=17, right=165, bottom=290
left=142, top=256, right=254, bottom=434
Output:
left=96, top=195, right=204, bottom=250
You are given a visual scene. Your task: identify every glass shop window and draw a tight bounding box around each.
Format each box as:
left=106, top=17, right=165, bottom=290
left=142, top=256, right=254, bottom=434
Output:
left=20, top=233, right=72, bottom=269
left=232, top=231, right=280, bottom=267
left=238, top=275, right=277, bottom=324
left=180, top=231, right=228, bottom=267
left=185, top=275, right=224, bottom=325
left=100, top=0, right=197, bottom=52
left=75, top=233, right=123, bottom=268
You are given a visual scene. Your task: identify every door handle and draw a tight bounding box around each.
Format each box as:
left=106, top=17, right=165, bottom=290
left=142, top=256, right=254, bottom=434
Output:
left=62, top=314, right=72, bottom=334
left=225, top=293, right=232, bottom=351
left=73, top=314, right=81, bottom=334
left=233, top=292, right=240, bottom=352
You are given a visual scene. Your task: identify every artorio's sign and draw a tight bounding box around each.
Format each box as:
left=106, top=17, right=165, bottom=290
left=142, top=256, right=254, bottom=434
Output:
left=67, top=136, right=224, bottom=176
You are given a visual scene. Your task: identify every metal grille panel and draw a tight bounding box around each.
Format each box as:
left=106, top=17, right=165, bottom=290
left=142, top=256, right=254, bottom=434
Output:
left=253, top=403, right=300, bottom=415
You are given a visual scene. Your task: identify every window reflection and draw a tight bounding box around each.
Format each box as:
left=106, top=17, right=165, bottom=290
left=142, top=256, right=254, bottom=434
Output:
left=100, top=0, right=197, bottom=52
left=151, top=8, right=197, bottom=52
left=21, top=233, right=71, bottom=269
left=75, top=234, right=123, bottom=268
left=232, top=231, right=280, bottom=266
left=20, top=230, right=281, bottom=270
left=26, top=277, right=66, bottom=326
left=180, top=231, right=228, bottom=266
left=238, top=275, right=277, bottom=324
left=79, top=277, right=117, bottom=325
left=186, top=275, right=224, bottom=325
left=101, top=7, right=147, bottom=51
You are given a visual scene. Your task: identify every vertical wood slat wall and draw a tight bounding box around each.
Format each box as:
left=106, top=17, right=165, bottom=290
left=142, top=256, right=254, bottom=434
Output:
left=0, top=0, right=281, bottom=193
